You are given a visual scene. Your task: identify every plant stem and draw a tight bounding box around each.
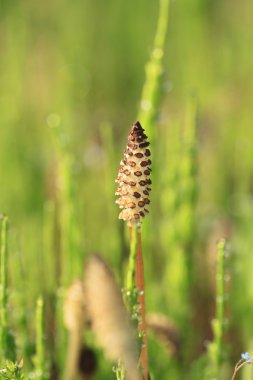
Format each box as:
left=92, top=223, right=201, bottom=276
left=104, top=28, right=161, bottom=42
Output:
left=126, top=224, right=138, bottom=293
left=135, top=229, right=148, bottom=380
left=216, top=238, right=225, bottom=359
left=205, top=239, right=226, bottom=380
left=35, top=296, right=46, bottom=379
left=43, top=201, right=58, bottom=292
left=230, top=359, right=247, bottom=380
left=137, top=0, right=170, bottom=143
left=0, top=215, right=8, bottom=358
left=126, top=223, right=148, bottom=379
left=181, top=95, right=198, bottom=288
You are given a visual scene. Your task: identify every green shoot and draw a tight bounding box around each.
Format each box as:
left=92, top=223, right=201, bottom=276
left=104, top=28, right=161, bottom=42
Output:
left=205, top=239, right=226, bottom=380
left=137, top=0, right=170, bottom=146
left=0, top=216, right=16, bottom=361
left=33, top=297, right=47, bottom=380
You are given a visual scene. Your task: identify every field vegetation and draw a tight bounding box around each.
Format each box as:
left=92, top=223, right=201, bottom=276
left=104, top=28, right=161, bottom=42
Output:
left=1, top=0, right=253, bottom=379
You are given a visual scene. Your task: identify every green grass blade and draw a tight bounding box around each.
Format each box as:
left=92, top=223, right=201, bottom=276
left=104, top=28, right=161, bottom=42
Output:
left=0, top=215, right=16, bottom=362
left=0, top=215, right=8, bottom=345
left=33, top=296, right=48, bottom=380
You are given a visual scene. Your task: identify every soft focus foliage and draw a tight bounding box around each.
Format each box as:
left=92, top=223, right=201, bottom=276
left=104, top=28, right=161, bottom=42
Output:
left=1, top=0, right=253, bottom=378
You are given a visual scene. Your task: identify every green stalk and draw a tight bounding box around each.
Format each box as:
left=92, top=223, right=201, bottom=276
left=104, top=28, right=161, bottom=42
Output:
left=215, top=239, right=226, bottom=367
left=0, top=215, right=15, bottom=361
left=205, top=239, right=226, bottom=380
left=126, top=225, right=138, bottom=295
left=161, top=98, right=197, bottom=346
left=135, top=230, right=148, bottom=380
left=0, top=215, right=8, bottom=358
left=161, top=121, right=184, bottom=313
left=34, top=296, right=47, bottom=380
left=137, top=0, right=170, bottom=255
left=55, top=287, right=66, bottom=377
left=43, top=201, right=57, bottom=292
left=137, top=0, right=170, bottom=144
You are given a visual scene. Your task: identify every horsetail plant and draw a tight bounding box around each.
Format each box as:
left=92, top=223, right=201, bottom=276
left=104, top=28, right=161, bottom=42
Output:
left=178, top=96, right=198, bottom=280
left=0, top=215, right=8, bottom=360
left=162, top=98, right=198, bottom=353
left=137, top=0, right=170, bottom=148
left=205, top=239, right=227, bottom=380
left=176, top=97, right=198, bottom=344
left=33, top=297, right=48, bottom=380
left=42, top=201, right=57, bottom=293
left=0, top=215, right=16, bottom=362
left=115, top=121, right=151, bottom=380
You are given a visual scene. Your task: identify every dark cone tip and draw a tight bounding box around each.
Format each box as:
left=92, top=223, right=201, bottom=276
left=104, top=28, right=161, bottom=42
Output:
left=132, top=121, right=144, bottom=132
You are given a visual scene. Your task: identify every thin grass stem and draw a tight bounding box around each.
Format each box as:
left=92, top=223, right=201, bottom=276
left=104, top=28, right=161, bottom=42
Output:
left=215, top=238, right=226, bottom=367
left=137, top=0, right=170, bottom=142
left=55, top=287, right=67, bottom=376
left=230, top=359, right=253, bottom=380
left=0, top=215, right=16, bottom=361
left=205, top=238, right=226, bottom=380
left=0, top=215, right=8, bottom=344
left=34, top=296, right=47, bottom=380
left=126, top=224, right=138, bottom=294
left=42, top=201, right=58, bottom=292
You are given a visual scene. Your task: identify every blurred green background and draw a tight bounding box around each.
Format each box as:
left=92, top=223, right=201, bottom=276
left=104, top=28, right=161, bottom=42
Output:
left=1, top=0, right=253, bottom=378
